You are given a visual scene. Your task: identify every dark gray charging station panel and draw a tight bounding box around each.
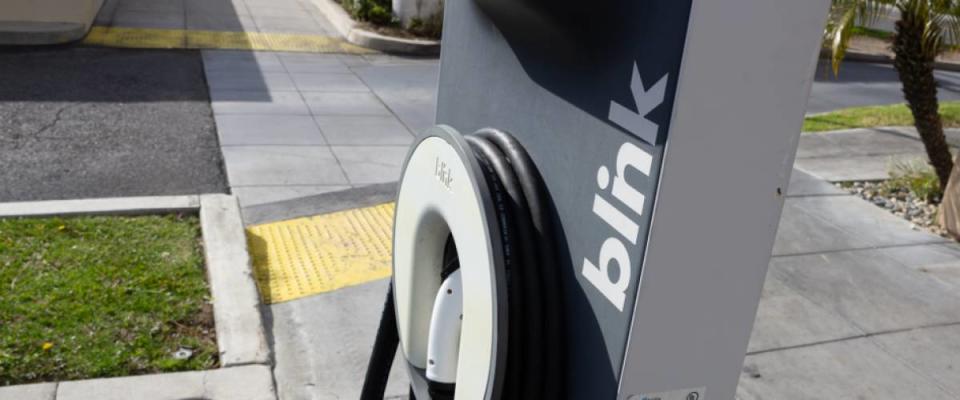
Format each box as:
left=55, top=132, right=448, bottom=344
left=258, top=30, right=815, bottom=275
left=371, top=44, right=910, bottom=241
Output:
left=434, top=0, right=830, bottom=397
left=438, top=0, right=691, bottom=397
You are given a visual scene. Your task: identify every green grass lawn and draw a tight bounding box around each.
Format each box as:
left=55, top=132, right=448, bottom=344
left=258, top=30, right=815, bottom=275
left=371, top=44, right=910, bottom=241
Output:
left=0, top=215, right=217, bottom=386
left=847, top=26, right=960, bottom=50
left=803, top=101, right=960, bottom=132
left=850, top=26, right=894, bottom=40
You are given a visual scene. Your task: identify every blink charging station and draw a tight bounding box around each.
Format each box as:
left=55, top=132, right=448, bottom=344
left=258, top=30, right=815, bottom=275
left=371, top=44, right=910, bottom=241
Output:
left=363, top=0, right=831, bottom=398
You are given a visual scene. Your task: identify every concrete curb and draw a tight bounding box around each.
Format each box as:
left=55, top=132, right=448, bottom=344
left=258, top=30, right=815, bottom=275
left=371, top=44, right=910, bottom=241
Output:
left=0, top=0, right=103, bottom=45
left=820, top=48, right=960, bottom=72
left=0, top=383, right=56, bottom=400
left=55, top=365, right=275, bottom=400
left=200, top=194, right=272, bottom=367
left=0, top=21, right=88, bottom=45
left=0, top=195, right=276, bottom=400
left=309, top=0, right=440, bottom=56
left=242, top=182, right=397, bottom=225
left=0, top=195, right=200, bottom=218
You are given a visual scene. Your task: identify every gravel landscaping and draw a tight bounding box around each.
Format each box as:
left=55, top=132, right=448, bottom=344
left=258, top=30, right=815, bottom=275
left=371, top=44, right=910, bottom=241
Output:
left=839, top=180, right=949, bottom=237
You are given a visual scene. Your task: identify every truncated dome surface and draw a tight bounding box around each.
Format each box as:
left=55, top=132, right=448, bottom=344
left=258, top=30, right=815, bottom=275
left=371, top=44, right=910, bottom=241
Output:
left=247, top=203, right=395, bottom=303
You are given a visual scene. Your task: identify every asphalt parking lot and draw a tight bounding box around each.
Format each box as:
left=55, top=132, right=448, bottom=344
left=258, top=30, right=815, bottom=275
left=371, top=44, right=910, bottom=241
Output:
left=0, top=46, right=227, bottom=202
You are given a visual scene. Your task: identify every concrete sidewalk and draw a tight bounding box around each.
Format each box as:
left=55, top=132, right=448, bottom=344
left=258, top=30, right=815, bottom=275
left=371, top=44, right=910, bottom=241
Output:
left=172, top=40, right=960, bottom=397
left=254, top=166, right=960, bottom=399
left=794, top=127, right=960, bottom=181
left=202, top=50, right=437, bottom=208
left=196, top=49, right=960, bottom=397
left=200, top=54, right=960, bottom=208
left=203, top=55, right=960, bottom=209
left=739, top=170, right=960, bottom=398
left=95, top=0, right=338, bottom=35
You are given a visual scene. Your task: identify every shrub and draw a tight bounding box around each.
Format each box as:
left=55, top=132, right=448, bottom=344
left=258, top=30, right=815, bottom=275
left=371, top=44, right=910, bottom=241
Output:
left=887, top=161, right=943, bottom=202
left=366, top=4, right=394, bottom=25
left=408, top=3, right=443, bottom=39
left=340, top=0, right=397, bottom=26
left=339, top=0, right=444, bottom=38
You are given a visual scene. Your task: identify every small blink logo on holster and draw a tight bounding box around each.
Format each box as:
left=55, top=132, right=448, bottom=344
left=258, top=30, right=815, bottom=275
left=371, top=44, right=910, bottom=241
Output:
left=434, top=157, right=453, bottom=191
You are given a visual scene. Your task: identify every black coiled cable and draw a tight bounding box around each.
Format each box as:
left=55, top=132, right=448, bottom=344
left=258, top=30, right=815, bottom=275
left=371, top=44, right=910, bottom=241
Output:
left=361, top=129, right=563, bottom=399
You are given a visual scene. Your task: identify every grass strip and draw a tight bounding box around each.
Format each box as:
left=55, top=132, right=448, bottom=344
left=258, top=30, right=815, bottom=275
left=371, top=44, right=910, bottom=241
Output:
left=0, top=215, right=217, bottom=385
left=804, top=101, right=960, bottom=132
left=851, top=26, right=894, bottom=40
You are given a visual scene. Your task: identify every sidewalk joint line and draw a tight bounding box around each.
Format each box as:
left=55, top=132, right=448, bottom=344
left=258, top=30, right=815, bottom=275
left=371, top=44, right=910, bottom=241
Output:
left=219, top=360, right=274, bottom=367
left=220, top=144, right=333, bottom=147
left=785, top=192, right=851, bottom=198
left=797, top=150, right=929, bottom=160
left=747, top=320, right=960, bottom=356
left=351, top=65, right=421, bottom=138
left=231, top=184, right=353, bottom=188
left=772, top=240, right=951, bottom=259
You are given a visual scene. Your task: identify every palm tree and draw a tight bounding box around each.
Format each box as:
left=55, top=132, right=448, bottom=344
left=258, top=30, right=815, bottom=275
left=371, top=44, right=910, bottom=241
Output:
left=826, top=0, right=960, bottom=191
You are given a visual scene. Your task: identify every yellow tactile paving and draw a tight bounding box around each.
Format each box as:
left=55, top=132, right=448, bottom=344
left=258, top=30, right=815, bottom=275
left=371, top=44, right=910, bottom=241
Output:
left=247, top=203, right=396, bottom=304
left=82, top=26, right=374, bottom=53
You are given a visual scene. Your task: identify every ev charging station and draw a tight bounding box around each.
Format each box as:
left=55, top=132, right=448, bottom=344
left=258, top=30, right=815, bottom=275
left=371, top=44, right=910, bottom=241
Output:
left=363, top=0, right=832, bottom=398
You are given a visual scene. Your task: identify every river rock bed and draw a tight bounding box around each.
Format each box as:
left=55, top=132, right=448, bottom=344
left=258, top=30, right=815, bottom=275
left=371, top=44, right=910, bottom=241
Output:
left=838, top=181, right=949, bottom=238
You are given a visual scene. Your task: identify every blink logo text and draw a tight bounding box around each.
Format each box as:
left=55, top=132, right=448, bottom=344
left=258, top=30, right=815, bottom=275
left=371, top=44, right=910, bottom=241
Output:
left=582, top=63, right=667, bottom=312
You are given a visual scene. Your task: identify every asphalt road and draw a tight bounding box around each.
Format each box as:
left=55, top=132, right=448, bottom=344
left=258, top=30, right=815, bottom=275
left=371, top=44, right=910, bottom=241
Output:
left=0, top=46, right=227, bottom=202
left=808, top=59, right=960, bottom=114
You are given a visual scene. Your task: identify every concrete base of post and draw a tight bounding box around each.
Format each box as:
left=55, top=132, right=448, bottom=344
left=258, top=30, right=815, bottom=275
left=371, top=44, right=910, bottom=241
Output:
left=0, top=0, right=104, bottom=45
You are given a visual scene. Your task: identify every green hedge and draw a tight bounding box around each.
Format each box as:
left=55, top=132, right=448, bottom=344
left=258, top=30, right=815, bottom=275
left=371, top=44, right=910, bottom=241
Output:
left=338, top=0, right=443, bottom=39
left=339, top=0, right=395, bottom=26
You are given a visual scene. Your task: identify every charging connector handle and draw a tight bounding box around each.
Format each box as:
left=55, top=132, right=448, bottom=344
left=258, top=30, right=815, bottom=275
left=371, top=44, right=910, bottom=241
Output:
left=426, top=269, right=463, bottom=383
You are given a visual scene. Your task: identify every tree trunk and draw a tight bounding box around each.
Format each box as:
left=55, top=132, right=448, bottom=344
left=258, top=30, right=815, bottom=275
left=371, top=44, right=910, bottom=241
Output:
left=939, top=160, right=960, bottom=238
left=892, top=14, right=954, bottom=190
